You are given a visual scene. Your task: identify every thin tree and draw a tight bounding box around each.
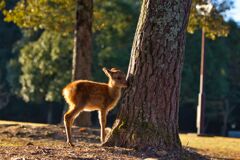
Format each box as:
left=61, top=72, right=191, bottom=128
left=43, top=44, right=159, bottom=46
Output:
left=104, top=0, right=192, bottom=151
left=72, top=0, right=93, bottom=126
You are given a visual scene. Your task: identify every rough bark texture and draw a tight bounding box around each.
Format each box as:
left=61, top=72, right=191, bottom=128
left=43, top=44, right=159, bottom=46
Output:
left=104, top=0, right=192, bottom=151
left=72, top=0, right=93, bottom=127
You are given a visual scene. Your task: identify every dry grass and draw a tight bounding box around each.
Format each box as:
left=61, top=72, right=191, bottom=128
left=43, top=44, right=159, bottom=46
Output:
left=0, top=121, right=239, bottom=159
left=180, top=133, right=240, bottom=160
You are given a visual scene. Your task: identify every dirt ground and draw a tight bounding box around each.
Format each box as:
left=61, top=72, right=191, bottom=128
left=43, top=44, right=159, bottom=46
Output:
left=0, top=121, right=236, bottom=160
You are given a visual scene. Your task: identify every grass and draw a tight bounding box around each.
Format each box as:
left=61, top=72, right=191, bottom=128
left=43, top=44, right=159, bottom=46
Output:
left=0, top=121, right=240, bottom=159
left=180, top=133, right=240, bottom=159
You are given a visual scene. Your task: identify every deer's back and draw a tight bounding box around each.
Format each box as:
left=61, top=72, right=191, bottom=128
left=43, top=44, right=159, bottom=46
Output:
left=63, top=80, right=112, bottom=111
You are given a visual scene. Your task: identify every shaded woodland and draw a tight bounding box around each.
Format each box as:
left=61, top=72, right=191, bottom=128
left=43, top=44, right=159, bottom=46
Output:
left=0, top=0, right=239, bottom=138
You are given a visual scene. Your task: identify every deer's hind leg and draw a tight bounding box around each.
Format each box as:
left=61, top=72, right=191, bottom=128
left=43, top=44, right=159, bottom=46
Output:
left=64, top=105, right=83, bottom=147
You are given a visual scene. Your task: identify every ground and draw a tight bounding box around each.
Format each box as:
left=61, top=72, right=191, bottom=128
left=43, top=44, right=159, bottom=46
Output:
left=0, top=121, right=239, bottom=160
left=181, top=133, right=240, bottom=159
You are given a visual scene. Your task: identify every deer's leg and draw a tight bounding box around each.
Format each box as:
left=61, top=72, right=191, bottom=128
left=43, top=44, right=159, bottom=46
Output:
left=64, top=105, right=83, bottom=147
left=98, top=110, right=107, bottom=143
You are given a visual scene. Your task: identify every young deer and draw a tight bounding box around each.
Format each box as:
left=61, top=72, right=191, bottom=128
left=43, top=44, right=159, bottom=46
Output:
left=62, top=67, right=127, bottom=146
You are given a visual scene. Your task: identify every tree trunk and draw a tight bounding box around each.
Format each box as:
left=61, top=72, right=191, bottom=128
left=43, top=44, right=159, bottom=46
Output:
left=104, top=0, right=191, bottom=151
left=72, top=0, right=93, bottom=127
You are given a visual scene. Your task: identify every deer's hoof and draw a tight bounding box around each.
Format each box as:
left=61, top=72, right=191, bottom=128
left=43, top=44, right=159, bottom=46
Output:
left=67, top=141, right=75, bottom=147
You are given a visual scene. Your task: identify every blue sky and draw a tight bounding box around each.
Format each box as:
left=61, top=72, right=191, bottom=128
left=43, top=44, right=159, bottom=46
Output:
left=225, top=0, right=240, bottom=22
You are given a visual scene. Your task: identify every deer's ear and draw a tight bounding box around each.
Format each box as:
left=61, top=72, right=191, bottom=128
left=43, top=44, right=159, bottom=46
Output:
left=102, top=67, right=112, bottom=77
left=110, top=68, right=118, bottom=71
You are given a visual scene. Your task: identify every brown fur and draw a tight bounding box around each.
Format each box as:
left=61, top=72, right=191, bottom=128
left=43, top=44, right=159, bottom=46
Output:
left=62, top=67, right=127, bottom=146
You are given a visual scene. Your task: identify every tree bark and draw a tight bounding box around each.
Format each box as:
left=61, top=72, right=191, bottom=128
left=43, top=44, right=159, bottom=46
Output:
left=72, top=0, right=93, bottom=127
left=104, top=0, right=191, bottom=151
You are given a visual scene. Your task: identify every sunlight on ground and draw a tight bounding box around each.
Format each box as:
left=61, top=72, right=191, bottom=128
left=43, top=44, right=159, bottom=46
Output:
left=180, top=133, right=240, bottom=159
left=0, top=120, right=48, bottom=127
left=1, top=121, right=240, bottom=159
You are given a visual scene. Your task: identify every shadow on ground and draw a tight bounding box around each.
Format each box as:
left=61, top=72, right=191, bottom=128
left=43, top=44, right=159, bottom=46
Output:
left=0, top=122, right=211, bottom=160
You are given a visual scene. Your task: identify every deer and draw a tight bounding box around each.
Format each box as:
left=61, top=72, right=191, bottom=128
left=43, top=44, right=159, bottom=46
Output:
left=62, top=67, right=127, bottom=146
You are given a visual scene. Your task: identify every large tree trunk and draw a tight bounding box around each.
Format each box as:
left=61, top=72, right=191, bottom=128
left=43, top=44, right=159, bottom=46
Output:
left=72, top=0, right=93, bottom=127
left=104, top=0, right=191, bottom=151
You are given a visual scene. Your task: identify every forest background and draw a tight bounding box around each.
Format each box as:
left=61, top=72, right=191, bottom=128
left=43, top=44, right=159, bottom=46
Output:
left=0, top=0, right=239, bottom=137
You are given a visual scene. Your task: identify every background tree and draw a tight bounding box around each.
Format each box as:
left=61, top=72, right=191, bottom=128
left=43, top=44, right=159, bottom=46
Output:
left=0, top=0, right=136, bottom=125
left=1, top=0, right=239, bottom=136
left=180, top=21, right=240, bottom=135
left=188, top=0, right=232, bottom=39
left=9, top=31, right=72, bottom=103
left=7, top=31, right=72, bottom=123
left=104, top=0, right=191, bottom=152
left=72, top=0, right=93, bottom=126
left=0, top=0, right=21, bottom=109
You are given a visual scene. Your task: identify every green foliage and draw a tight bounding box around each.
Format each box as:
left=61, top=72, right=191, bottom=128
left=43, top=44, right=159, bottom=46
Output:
left=8, top=31, right=72, bottom=102
left=182, top=21, right=240, bottom=102
left=181, top=21, right=240, bottom=131
left=1, top=0, right=134, bottom=35
left=0, top=0, right=5, bottom=10
left=3, top=0, right=137, bottom=103
left=1, top=0, right=231, bottom=39
left=0, top=7, right=21, bottom=108
left=93, top=1, right=139, bottom=81
left=0, top=0, right=237, bottom=108
left=2, top=0, right=75, bottom=33
left=0, top=0, right=240, bottom=132
left=188, top=0, right=232, bottom=39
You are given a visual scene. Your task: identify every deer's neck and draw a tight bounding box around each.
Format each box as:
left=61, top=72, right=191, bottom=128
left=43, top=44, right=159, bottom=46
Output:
left=108, top=81, right=121, bottom=100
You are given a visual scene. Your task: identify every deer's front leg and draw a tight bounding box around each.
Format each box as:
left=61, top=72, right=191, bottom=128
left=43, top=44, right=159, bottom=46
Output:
left=98, top=110, right=107, bottom=143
